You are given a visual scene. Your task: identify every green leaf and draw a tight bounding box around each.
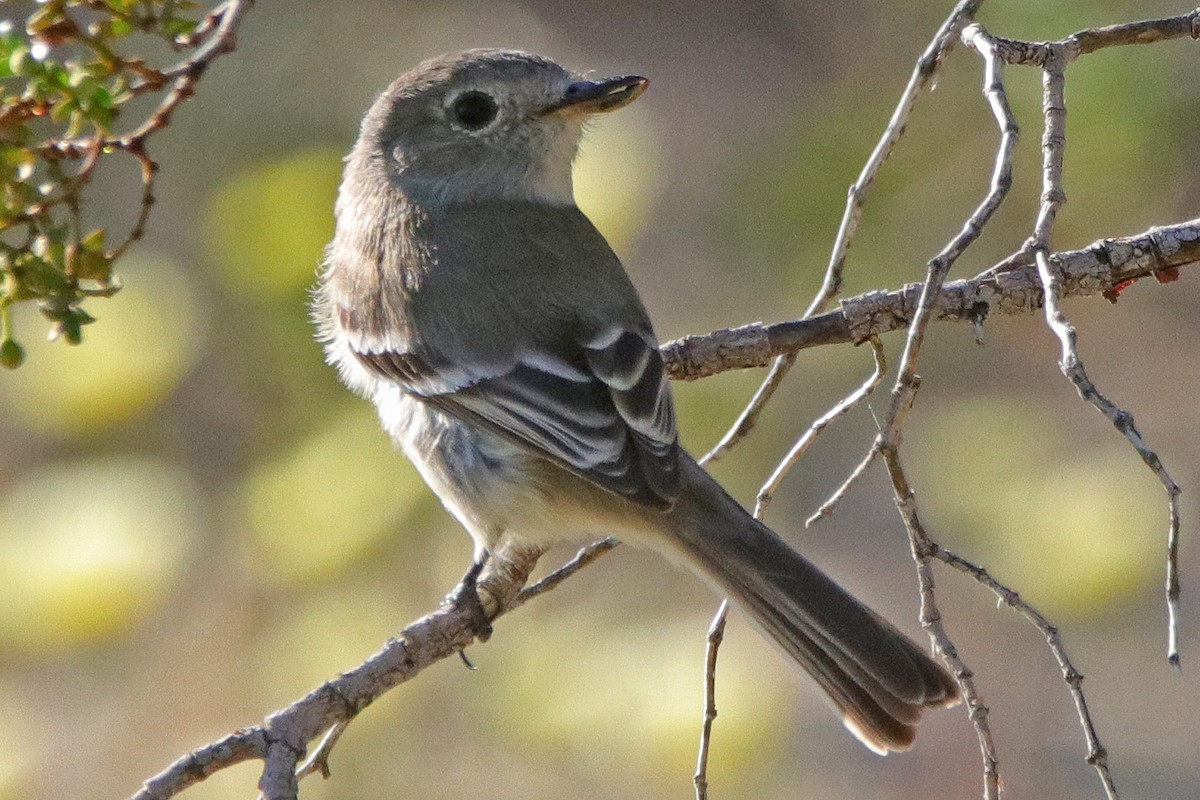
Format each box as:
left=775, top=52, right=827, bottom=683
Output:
left=110, top=19, right=136, bottom=38
left=0, top=337, right=26, bottom=369
left=8, top=45, right=31, bottom=77
left=164, top=18, right=199, bottom=38
left=81, top=228, right=106, bottom=251
left=74, top=247, right=113, bottom=282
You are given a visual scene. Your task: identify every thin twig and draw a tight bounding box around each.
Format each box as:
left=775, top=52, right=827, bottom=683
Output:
left=755, top=337, right=887, bottom=519
left=879, top=445, right=999, bottom=800
left=700, top=0, right=986, bottom=463
left=934, top=544, right=1118, bottom=800
left=699, top=353, right=796, bottom=463
left=878, top=11, right=1020, bottom=447
left=1027, top=31, right=1184, bottom=676
left=512, top=536, right=620, bottom=608
left=692, top=598, right=728, bottom=800
left=295, top=721, right=349, bottom=781
left=1033, top=244, right=1183, bottom=676
left=805, top=444, right=878, bottom=527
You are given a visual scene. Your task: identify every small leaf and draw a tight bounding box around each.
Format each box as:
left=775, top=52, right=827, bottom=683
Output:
left=164, top=18, right=199, bottom=38
left=81, top=228, right=106, bottom=251
left=74, top=247, right=113, bottom=281
left=0, top=337, right=25, bottom=369
left=9, top=44, right=31, bottom=76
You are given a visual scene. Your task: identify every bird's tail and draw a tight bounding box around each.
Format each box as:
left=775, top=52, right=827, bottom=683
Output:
left=665, top=457, right=959, bottom=753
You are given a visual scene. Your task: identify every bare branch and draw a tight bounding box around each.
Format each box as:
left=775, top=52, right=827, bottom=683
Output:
left=660, top=217, right=1200, bottom=381
left=754, top=337, right=887, bottom=519
left=805, top=444, right=878, bottom=527
left=934, top=545, right=1119, bottom=800
left=700, top=0, right=987, bottom=462
left=979, top=8, right=1200, bottom=66
left=133, top=730, right=268, bottom=800
left=512, top=536, right=620, bottom=609
left=128, top=545, right=544, bottom=800
left=1011, top=14, right=1186, bottom=674
left=692, top=599, right=729, bottom=800
left=880, top=447, right=999, bottom=800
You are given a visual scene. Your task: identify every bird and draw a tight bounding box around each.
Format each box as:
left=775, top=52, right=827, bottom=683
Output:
left=314, top=48, right=959, bottom=754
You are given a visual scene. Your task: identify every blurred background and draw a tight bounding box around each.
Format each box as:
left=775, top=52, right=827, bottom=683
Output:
left=2, top=1, right=1199, bottom=798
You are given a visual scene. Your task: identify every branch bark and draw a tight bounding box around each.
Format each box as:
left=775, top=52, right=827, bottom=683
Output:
left=132, top=546, right=543, bottom=800
left=661, top=217, right=1200, bottom=380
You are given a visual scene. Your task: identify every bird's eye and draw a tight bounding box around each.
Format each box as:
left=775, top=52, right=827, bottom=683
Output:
left=449, top=91, right=499, bottom=130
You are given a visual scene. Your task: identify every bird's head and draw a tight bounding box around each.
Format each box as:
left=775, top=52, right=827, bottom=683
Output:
left=349, top=49, right=647, bottom=206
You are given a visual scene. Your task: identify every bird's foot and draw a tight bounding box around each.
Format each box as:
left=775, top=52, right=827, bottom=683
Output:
left=445, top=553, right=494, bottom=644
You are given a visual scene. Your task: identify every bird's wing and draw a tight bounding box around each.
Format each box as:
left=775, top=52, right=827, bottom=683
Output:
left=355, top=323, right=680, bottom=509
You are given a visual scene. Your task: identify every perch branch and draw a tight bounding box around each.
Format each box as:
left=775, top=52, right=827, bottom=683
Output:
left=130, top=546, right=543, bottom=800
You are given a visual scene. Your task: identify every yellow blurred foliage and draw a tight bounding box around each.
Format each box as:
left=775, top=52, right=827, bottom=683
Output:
left=0, top=457, right=198, bottom=656
left=913, top=397, right=1161, bottom=616
left=235, top=403, right=426, bottom=586
left=0, top=254, right=202, bottom=437
left=248, top=583, right=423, bottom=706
left=205, top=148, right=343, bottom=297
left=477, top=611, right=788, bottom=787
left=574, top=102, right=665, bottom=254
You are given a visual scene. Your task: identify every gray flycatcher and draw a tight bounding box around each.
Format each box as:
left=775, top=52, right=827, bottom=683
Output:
left=315, top=48, right=959, bottom=753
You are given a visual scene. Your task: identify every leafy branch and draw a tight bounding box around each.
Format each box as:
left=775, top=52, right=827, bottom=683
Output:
left=0, top=0, right=253, bottom=368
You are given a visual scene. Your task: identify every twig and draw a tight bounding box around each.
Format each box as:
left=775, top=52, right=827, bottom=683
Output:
left=879, top=447, right=999, bottom=800
left=754, top=337, right=887, bottom=519
left=692, top=598, right=729, bottom=800
left=980, top=8, right=1200, bottom=68
left=934, top=544, right=1118, bottom=800
left=700, top=0, right=986, bottom=463
left=877, top=11, right=1020, bottom=447
left=805, top=444, right=878, bottom=527
left=512, top=536, right=620, bottom=608
left=294, top=721, right=349, bottom=782
left=1021, top=22, right=1185, bottom=674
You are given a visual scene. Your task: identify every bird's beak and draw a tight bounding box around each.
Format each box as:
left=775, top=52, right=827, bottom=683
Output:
left=538, top=75, right=649, bottom=118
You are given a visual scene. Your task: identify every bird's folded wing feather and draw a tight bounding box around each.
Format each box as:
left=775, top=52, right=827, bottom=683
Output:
left=354, top=325, right=680, bottom=510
